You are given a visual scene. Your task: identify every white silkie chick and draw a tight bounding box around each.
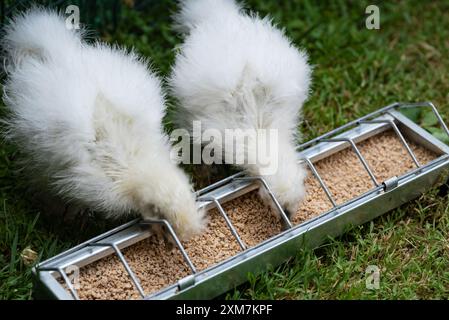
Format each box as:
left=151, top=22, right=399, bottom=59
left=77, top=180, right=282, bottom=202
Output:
left=169, top=0, right=312, bottom=218
left=2, top=9, right=205, bottom=239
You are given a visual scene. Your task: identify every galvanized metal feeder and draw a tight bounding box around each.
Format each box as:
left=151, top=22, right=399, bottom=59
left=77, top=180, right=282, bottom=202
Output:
left=33, top=102, right=449, bottom=300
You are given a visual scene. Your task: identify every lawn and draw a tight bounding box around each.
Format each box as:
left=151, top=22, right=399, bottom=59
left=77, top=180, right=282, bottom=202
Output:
left=1, top=0, right=449, bottom=300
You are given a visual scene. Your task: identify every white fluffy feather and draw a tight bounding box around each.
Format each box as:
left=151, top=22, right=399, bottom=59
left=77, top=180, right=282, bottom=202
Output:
left=170, top=0, right=312, bottom=217
left=2, top=8, right=205, bottom=239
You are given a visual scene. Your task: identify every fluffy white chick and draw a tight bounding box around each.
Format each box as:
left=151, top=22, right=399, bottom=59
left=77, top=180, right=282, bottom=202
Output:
left=2, top=8, right=205, bottom=239
left=169, top=0, right=312, bottom=218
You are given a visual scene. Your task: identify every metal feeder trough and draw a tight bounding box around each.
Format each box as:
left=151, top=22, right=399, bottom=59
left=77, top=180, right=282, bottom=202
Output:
left=32, top=102, right=449, bottom=300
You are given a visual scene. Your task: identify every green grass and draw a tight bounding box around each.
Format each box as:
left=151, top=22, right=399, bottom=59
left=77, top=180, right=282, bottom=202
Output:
left=1, top=0, right=449, bottom=300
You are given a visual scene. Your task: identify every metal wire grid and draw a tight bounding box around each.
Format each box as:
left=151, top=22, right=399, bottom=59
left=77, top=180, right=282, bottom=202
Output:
left=298, top=101, right=449, bottom=209
left=38, top=101, right=449, bottom=300
left=38, top=173, right=290, bottom=300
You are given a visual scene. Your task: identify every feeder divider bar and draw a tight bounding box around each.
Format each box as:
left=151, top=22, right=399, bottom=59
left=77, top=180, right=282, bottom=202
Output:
left=320, top=138, right=379, bottom=187
left=397, top=102, right=449, bottom=137
left=88, top=242, right=145, bottom=298
left=36, top=266, right=80, bottom=300
left=359, top=119, right=420, bottom=167
left=139, top=219, right=197, bottom=274
left=38, top=218, right=142, bottom=268
left=233, top=176, right=293, bottom=229
left=301, top=157, right=337, bottom=207
left=197, top=197, right=247, bottom=250
left=297, top=102, right=399, bottom=150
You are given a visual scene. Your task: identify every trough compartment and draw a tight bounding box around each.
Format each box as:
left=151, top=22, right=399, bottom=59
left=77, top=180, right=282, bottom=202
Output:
left=32, top=101, right=449, bottom=300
